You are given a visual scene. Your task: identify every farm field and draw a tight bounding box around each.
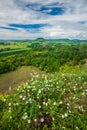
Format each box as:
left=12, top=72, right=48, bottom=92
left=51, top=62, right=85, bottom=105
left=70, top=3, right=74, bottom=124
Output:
left=0, top=41, right=31, bottom=57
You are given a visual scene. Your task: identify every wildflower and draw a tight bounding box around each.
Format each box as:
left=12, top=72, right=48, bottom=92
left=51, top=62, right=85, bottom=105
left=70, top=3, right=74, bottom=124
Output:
left=52, top=117, right=55, bottom=121
left=39, top=105, right=41, bottom=109
left=8, top=103, right=11, bottom=106
left=34, top=118, right=37, bottom=122
left=62, top=113, right=68, bottom=118
left=36, top=74, right=39, bottom=78
left=17, top=88, right=20, bottom=91
left=40, top=118, right=44, bottom=122
left=46, top=112, right=48, bottom=114
left=22, top=113, right=28, bottom=120
left=16, top=103, right=19, bottom=106
left=67, top=103, right=70, bottom=106
left=25, top=82, right=28, bottom=86
left=25, top=101, right=29, bottom=104
left=28, top=119, right=31, bottom=124
left=29, top=98, right=32, bottom=102
left=27, top=85, right=31, bottom=89
left=8, top=108, right=11, bottom=113
left=48, top=99, right=50, bottom=101
left=20, top=95, right=23, bottom=99
left=37, top=96, right=39, bottom=99
left=62, top=126, right=65, bottom=129
left=38, top=89, right=41, bottom=94
left=45, top=102, right=48, bottom=106
left=9, top=116, right=12, bottom=120
left=76, top=126, right=79, bottom=130
left=64, top=113, right=68, bottom=117
left=62, top=115, right=65, bottom=119
left=53, top=102, right=56, bottom=105
left=43, top=102, right=45, bottom=105
left=79, top=106, right=84, bottom=112
left=59, top=101, right=62, bottom=104
left=22, top=97, right=26, bottom=101
left=73, top=96, right=76, bottom=99
left=82, top=92, right=85, bottom=96
left=69, top=110, right=71, bottom=113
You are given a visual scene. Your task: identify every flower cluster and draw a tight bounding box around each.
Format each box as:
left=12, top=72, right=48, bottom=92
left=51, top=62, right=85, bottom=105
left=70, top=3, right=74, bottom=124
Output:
left=0, top=72, right=87, bottom=130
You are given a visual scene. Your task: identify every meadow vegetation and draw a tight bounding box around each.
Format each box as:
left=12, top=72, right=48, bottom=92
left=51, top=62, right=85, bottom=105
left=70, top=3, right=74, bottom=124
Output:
left=0, top=39, right=87, bottom=130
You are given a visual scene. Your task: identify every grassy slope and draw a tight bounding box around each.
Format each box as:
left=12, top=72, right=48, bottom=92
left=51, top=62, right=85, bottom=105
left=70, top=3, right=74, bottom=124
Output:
left=0, top=66, right=45, bottom=94
left=0, top=66, right=87, bottom=130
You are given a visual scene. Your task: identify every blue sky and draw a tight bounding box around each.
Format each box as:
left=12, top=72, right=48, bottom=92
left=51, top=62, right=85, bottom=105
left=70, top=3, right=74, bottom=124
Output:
left=0, top=0, right=87, bottom=40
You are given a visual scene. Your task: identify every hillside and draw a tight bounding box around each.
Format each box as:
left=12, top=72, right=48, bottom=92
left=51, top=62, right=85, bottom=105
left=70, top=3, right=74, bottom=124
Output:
left=0, top=66, right=45, bottom=94
left=0, top=39, right=87, bottom=130
left=0, top=66, right=87, bottom=130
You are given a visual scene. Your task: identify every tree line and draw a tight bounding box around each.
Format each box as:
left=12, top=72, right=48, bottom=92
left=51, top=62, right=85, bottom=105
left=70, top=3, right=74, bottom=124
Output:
left=0, top=43, right=87, bottom=74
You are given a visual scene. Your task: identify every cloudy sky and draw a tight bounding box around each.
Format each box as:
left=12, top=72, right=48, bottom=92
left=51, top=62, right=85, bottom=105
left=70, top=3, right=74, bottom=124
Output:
left=0, top=0, right=87, bottom=40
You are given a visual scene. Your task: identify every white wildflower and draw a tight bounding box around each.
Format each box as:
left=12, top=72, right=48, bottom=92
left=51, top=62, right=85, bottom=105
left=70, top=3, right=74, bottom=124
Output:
left=27, top=85, right=30, bottom=89
left=65, top=113, right=68, bottom=117
left=25, top=101, right=29, bottom=104
left=39, top=105, right=41, bottom=109
left=76, top=126, right=79, bottom=130
left=62, top=115, right=65, bottom=119
left=20, top=95, right=23, bottom=99
left=29, top=98, right=32, bottom=102
left=22, top=113, right=28, bottom=120
left=16, top=103, right=19, bottom=106
left=22, top=97, right=26, bottom=101
left=17, top=88, right=20, bottom=91
left=8, top=108, right=11, bottom=113
left=53, top=102, right=56, bottom=105
left=40, top=118, right=44, bottom=122
left=28, top=119, right=31, bottom=124
left=59, top=101, right=62, bottom=104
left=34, top=118, right=37, bottom=122
left=8, top=103, right=11, bottom=106
left=38, top=89, right=41, bottom=94
left=52, top=117, right=55, bottom=121
left=9, top=116, right=12, bottom=120
left=45, top=102, right=48, bottom=106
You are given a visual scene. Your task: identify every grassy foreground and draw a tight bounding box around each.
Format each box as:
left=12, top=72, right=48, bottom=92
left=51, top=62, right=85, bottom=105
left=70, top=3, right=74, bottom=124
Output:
left=0, top=67, right=87, bottom=130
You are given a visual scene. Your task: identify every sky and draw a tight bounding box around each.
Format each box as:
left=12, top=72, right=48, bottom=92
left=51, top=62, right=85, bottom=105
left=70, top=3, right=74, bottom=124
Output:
left=0, top=0, right=87, bottom=40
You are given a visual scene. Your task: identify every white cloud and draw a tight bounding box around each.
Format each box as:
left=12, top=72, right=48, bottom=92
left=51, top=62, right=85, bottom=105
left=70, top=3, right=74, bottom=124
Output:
left=0, top=0, right=87, bottom=39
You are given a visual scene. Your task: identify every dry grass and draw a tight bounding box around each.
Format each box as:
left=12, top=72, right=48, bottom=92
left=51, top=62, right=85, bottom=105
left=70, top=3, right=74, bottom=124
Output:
left=0, top=66, right=45, bottom=94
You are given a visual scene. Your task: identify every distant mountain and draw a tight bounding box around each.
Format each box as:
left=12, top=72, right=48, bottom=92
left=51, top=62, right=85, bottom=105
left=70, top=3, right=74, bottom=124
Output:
left=71, top=39, right=87, bottom=43
left=35, top=38, right=45, bottom=41
left=0, top=38, right=87, bottom=43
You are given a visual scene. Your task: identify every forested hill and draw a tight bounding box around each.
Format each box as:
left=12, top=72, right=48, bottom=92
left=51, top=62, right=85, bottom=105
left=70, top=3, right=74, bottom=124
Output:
left=0, top=39, right=87, bottom=74
left=0, top=38, right=87, bottom=44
